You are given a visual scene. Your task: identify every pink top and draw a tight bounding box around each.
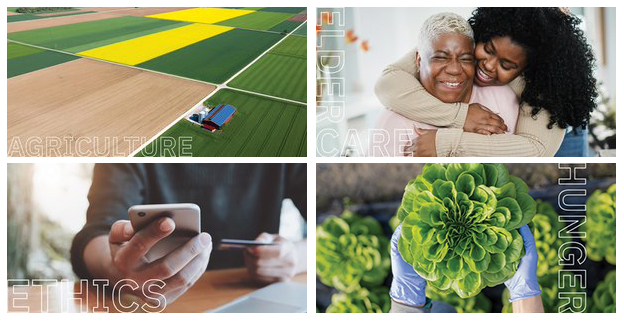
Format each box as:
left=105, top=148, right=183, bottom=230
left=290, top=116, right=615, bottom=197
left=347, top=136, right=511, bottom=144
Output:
left=369, top=84, right=519, bottom=157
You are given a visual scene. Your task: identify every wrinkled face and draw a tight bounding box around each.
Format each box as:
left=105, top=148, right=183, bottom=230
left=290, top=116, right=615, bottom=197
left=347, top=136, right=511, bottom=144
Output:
left=418, top=33, right=475, bottom=103
left=474, top=36, right=528, bottom=86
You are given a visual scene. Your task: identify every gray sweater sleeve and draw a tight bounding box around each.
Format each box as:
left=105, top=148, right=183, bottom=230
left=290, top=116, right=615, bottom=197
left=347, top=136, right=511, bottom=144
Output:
left=70, top=164, right=146, bottom=279
left=390, top=300, right=431, bottom=313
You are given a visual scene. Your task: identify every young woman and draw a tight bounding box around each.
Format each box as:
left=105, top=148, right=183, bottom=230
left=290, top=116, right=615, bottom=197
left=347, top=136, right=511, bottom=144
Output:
left=375, top=7, right=598, bottom=157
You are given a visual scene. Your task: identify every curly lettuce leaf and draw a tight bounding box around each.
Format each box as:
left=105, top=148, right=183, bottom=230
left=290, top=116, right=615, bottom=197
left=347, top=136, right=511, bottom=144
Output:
left=397, top=163, right=536, bottom=298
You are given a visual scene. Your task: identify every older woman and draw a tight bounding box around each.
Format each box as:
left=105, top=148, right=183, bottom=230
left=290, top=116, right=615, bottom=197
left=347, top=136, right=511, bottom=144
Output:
left=369, top=13, right=518, bottom=157
left=375, top=8, right=597, bottom=157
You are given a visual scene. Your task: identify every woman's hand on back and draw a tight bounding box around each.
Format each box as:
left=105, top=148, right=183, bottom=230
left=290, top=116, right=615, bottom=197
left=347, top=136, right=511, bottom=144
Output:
left=465, top=103, right=508, bottom=134
left=404, top=128, right=437, bottom=157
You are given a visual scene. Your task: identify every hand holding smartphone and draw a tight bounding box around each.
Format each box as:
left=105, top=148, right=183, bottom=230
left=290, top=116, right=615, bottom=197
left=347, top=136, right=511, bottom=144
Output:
left=128, top=203, right=201, bottom=263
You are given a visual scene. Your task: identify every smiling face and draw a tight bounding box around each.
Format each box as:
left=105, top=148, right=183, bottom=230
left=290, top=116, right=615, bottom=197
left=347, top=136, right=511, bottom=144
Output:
left=474, top=36, right=528, bottom=86
left=418, top=33, right=475, bottom=103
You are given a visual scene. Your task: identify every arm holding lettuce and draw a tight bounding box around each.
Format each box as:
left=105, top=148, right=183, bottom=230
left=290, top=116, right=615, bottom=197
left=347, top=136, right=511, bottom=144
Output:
left=389, top=224, right=543, bottom=313
left=505, top=225, right=544, bottom=312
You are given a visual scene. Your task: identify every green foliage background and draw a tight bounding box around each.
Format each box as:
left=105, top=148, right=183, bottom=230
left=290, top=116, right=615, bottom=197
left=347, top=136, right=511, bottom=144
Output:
left=317, top=210, right=390, bottom=293
left=583, top=184, right=616, bottom=264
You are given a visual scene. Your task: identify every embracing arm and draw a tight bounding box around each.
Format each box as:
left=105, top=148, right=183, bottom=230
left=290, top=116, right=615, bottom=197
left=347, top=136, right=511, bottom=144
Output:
left=374, top=47, right=469, bottom=128
left=435, top=105, right=565, bottom=156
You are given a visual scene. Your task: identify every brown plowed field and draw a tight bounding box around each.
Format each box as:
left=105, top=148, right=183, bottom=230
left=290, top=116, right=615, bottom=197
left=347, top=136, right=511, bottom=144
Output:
left=77, top=7, right=130, bottom=12
left=8, top=58, right=215, bottom=157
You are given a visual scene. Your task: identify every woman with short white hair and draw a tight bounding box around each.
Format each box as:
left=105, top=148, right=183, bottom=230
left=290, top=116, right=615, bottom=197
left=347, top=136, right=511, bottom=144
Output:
left=369, top=12, right=519, bottom=157
left=417, top=12, right=474, bottom=57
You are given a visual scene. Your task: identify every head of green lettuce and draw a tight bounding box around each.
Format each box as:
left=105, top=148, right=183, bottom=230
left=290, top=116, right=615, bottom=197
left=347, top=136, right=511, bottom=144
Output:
left=396, top=163, right=536, bottom=298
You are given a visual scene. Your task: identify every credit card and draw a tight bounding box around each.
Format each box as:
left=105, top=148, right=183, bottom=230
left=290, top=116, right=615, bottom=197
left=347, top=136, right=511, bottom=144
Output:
left=218, top=238, right=278, bottom=250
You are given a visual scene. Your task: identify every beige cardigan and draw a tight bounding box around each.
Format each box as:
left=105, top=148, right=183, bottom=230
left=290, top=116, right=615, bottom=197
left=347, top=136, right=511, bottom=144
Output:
left=374, top=48, right=565, bottom=156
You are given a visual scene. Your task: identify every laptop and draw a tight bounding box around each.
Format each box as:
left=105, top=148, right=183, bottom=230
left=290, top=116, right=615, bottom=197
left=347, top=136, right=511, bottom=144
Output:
left=207, top=282, right=306, bottom=313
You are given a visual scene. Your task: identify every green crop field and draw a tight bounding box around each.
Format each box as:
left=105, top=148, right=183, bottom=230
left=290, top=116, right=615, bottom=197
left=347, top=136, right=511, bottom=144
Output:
left=228, top=54, right=306, bottom=102
left=268, top=20, right=304, bottom=33
left=136, top=89, right=306, bottom=157
left=7, top=42, right=43, bottom=59
left=258, top=7, right=306, bottom=14
left=269, top=35, right=306, bottom=57
left=7, top=16, right=187, bottom=52
left=292, top=22, right=307, bottom=36
left=138, top=29, right=283, bottom=84
left=228, top=35, right=306, bottom=102
left=216, top=11, right=294, bottom=30
left=8, top=43, right=79, bottom=78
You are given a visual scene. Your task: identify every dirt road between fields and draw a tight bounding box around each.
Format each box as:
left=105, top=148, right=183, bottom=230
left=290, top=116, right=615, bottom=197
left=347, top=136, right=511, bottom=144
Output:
left=8, top=58, right=215, bottom=157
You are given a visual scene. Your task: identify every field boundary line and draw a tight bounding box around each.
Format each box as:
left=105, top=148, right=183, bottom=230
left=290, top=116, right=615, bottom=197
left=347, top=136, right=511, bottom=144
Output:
left=224, top=86, right=306, bottom=106
left=7, top=41, right=303, bottom=105
left=129, top=20, right=307, bottom=157
left=221, top=20, right=307, bottom=85
left=127, top=84, right=225, bottom=157
left=143, top=17, right=299, bottom=36
left=143, top=9, right=306, bottom=36
left=7, top=39, right=220, bottom=87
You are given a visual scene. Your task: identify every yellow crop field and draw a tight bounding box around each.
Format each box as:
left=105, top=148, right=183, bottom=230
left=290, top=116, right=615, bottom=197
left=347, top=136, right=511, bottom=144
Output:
left=78, top=23, right=233, bottom=65
left=147, top=7, right=254, bottom=24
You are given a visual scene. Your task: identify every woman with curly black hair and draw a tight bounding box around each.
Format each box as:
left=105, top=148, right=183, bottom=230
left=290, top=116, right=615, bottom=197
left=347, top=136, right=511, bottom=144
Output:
left=375, top=7, right=598, bottom=156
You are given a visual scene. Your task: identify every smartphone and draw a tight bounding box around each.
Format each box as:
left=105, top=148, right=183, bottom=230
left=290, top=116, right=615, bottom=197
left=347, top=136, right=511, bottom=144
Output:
left=128, top=203, right=201, bottom=263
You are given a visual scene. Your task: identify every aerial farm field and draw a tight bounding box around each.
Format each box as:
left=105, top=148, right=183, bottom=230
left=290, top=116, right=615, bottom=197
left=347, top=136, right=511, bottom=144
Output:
left=215, top=11, right=296, bottom=30
left=292, top=22, right=307, bottom=36
left=7, top=7, right=307, bottom=157
left=8, top=16, right=190, bottom=51
left=7, top=42, right=79, bottom=78
left=228, top=35, right=306, bottom=102
left=8, top=58, right=215, bottom=157
left=136, top=89, right=307, bottom=157
left=8, top=10, right=96, bottom=23
left=7, top=8, right=190, bottom=32
left=137, top=28, right=284, bottom=83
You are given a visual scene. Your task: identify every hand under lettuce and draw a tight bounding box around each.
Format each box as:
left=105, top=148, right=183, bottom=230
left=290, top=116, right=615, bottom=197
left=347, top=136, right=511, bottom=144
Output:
left=396, top=163, right=536, bottom=298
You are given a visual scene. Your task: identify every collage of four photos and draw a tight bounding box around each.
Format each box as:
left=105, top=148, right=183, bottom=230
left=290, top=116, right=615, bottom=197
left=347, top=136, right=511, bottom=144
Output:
left=4, top=4, right=618, bottom=314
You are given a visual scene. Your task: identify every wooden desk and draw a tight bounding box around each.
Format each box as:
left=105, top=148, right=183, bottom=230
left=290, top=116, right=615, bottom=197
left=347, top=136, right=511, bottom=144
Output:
left=7, top=268, right=306, bottom=313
